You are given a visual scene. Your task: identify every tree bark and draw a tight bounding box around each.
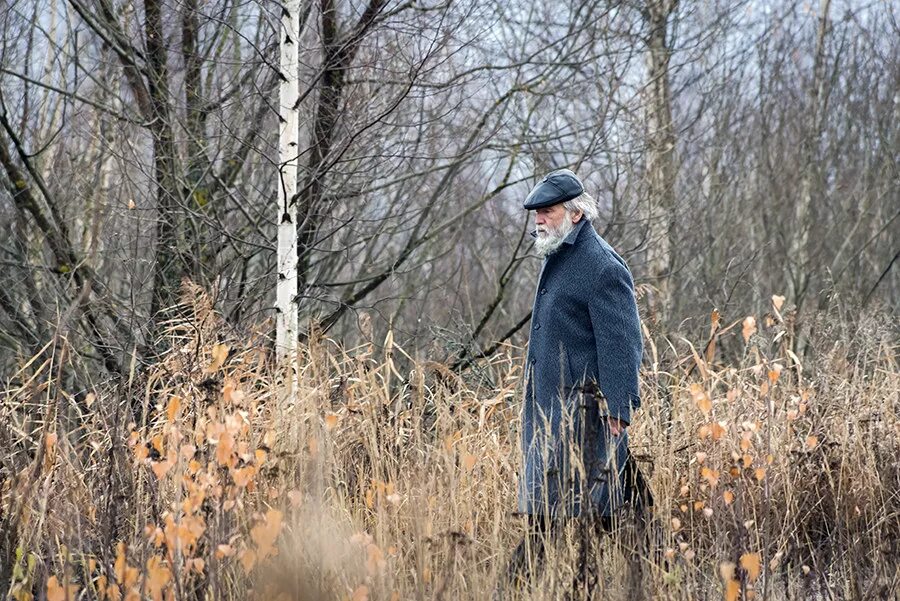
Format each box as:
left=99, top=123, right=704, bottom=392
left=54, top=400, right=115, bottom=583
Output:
left=790, top=0, right=831, bottom=309
left=144, top=0, right=184, bottom=325
left=643, top=0, right=678, bottom=327
left=276, top=0, right=301, bottom=361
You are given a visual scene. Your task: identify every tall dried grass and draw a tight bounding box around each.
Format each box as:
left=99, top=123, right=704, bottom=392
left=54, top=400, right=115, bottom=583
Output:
left=1, top=285, right=897, bottom=600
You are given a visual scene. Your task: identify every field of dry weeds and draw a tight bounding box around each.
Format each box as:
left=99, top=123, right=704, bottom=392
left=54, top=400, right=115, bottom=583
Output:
left=2, top=288, right=898, bottom=600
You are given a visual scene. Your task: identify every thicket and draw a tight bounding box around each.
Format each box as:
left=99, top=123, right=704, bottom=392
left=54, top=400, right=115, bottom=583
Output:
left=2, top=285, right=897, bottom=600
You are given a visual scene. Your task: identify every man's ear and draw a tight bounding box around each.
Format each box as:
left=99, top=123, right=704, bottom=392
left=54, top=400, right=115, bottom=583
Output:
left=570, top=210, right=583, bottom=224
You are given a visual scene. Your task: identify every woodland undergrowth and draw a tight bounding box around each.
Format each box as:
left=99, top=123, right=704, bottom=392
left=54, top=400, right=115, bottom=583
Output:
left=1, top=284, right=897, bottom=600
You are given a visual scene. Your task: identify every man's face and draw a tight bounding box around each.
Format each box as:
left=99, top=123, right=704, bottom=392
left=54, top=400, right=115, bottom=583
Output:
left=533, top=204, right=582, bottom=256
left=534, top=204, right=568, bottom=237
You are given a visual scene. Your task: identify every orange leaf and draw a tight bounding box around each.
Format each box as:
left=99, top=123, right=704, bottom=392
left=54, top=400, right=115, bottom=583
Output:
left=701, top=467, right=720, bottom=488
left=772, top=294, right=785, bottom=311
left=216, top=432, right=235, bottom=466
left=324, top=413, right=340, bottom=431
left=806, top=435, right=818, bottom=449
left=690, top=383, right=712, bottom=414
left=166, top=396, right=181, bottom=423
left=223, top=381, right=245, bottom=404
left=46, top=577, right=62, bottom=601
left=710, top=422, right=727, bottom=440
left=741, top=552, right=762, bottom=581
left=145, top=556, right=171, bottom=601
left=151, top=459, right=172, bottom=480
left=106, top=583, right=122, bottom=601
left=114, top=542, right=127, bottom=584
left=462, top=453, right=478, bottom=471
left=723, top=490, right=735, bottom=505
left=232, top=466, right=256, bottom=487
left=725, top=579, right=741, bottom=601
left=239, top=548, right=256, bottom=574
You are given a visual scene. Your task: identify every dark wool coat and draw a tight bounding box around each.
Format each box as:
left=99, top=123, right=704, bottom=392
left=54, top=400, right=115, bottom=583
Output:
left=518, top=218, right=643, bottom=518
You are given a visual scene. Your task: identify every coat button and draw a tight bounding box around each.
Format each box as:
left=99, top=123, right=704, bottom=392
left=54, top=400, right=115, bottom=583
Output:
left=540, top=288, right=547, bottom=295
left=534, top=324, right=541, bottom=331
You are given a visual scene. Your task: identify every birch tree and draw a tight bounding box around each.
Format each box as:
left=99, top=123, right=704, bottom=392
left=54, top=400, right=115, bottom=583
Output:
left=276, top=0, right=300, bottom=362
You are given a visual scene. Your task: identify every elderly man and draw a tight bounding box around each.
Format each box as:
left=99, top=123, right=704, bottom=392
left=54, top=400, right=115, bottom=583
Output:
left=501, top=169, right=650, bottom=598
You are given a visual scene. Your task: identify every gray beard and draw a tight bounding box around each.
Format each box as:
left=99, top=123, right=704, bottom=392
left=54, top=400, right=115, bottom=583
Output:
left=534, top=218, right=575, bottom=257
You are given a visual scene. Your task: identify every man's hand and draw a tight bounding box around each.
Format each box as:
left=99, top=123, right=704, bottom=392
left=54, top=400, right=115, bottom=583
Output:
left=607, top=417, right=627, bottom=436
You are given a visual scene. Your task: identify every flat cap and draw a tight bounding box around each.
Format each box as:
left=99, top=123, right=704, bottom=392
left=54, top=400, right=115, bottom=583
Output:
left=523, top=169, right=584, bottom=210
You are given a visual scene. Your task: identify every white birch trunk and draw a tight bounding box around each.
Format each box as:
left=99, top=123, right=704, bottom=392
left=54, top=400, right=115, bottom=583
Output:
left=276, top=0, right=300, bottom=363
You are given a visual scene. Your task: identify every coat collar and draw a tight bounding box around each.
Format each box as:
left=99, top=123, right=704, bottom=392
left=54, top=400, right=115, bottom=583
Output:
left=561, top=217, right=590, bottom=246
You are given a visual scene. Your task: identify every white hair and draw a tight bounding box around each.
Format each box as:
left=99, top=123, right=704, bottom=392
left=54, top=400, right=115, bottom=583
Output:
left=562, top=192, right=599, bottom=223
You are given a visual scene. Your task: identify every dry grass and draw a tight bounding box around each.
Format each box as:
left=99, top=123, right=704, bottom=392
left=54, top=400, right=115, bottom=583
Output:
left=1, top=285, right=898, bottom=601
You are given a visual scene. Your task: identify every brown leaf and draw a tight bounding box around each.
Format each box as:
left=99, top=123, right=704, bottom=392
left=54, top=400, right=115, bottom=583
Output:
left=250, top=508, right=284, bottom=559
left=772, top=294, right=785, bottom=311
left=207, top=344, right=229, bottom=373
left=691, top=383, right=712, bottom=414
left=742, top=316, right=757, bottom=343
left=351, top=585, right=369, bottom=601
left=239, top=549, right=256, bottom=574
